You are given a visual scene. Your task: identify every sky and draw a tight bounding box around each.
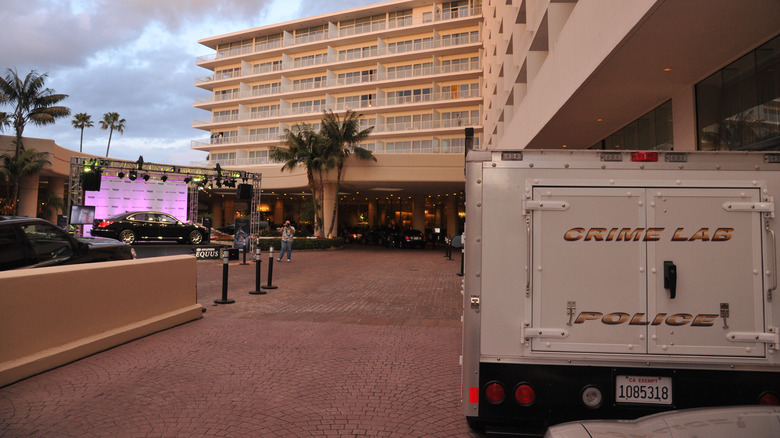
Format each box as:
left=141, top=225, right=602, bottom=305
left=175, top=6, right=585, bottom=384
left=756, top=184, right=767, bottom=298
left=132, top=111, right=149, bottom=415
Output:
left=1, top=0, right=377, bottom=166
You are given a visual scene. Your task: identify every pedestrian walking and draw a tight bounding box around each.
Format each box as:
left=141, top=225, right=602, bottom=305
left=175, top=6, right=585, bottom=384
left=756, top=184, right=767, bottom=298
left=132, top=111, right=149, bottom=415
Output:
left=278, top=220, right=295, bottom=262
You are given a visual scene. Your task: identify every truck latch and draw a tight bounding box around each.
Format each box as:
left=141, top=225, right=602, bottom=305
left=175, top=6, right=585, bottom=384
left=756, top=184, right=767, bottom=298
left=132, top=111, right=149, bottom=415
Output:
left=470, top=295, right=480, bottom=310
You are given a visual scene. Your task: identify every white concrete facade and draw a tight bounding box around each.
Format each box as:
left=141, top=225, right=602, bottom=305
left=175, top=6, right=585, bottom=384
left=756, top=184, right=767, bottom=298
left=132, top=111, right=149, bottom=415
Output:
left=482, top=0, right=780, bottom=152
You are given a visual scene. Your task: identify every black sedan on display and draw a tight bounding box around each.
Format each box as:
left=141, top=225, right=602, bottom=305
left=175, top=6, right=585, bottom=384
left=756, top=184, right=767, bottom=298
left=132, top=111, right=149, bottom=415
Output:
left=91, top=211, right=210, bottom=245
left=392, top=228, right=426, bottom=249
left=0, top=216, right=135, bottom=271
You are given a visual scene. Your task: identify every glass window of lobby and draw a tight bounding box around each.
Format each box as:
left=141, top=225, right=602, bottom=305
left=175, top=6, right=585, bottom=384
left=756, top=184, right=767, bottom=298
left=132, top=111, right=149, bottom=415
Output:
left=696, top=34, right=780, bottom=151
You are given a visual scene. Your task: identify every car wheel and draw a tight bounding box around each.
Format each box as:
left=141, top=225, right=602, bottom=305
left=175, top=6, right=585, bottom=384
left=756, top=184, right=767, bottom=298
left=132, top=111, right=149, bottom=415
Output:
left=118, top=229, right=135, bottom=244
left=188, top=230, right=203, bottom=245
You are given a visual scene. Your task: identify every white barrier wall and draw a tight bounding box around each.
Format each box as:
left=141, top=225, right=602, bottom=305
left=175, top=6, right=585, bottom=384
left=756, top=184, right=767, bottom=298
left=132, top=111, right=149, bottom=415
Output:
left=0, top=255, right=202, bottom=387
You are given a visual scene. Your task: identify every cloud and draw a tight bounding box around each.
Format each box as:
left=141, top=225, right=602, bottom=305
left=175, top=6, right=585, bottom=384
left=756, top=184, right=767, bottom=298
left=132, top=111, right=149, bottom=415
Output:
left=1, top=0, right=377, bottom=165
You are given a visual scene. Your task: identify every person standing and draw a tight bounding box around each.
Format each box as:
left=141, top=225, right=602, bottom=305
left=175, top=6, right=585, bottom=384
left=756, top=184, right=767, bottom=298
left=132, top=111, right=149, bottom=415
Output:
left=278, top=220, right=295, bottom=262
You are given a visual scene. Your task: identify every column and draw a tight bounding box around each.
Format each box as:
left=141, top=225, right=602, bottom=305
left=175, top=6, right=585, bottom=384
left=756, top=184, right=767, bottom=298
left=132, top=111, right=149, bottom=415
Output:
left=321, top=182, right=338, bottom=237
left=48, top=176, right=66, bottom=218
left=412, top=194, right=426, bottom=231
left=445, top=195, right=458, bottom=237
left=212, top=202, right=223, bottom=229
left=368, top=199, right=376, bottom=226
left=17, top=174, right=40, bottom=218
left=274, top=198, right=284, bottom=225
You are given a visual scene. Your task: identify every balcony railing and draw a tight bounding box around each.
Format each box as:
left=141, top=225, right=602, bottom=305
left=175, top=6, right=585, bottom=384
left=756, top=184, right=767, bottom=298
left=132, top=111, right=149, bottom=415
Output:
left=194, top=59, right=480, bottom=105
left=195, top=6, right=481, bottom=64
left=193, top=89, right=481, bottom=126
left=191, top=115, right=479, bottom=147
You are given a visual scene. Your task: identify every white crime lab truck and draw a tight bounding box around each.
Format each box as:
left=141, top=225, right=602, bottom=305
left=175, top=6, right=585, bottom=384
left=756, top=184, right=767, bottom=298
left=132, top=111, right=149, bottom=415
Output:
left=461, top=149, right=780, bottom=434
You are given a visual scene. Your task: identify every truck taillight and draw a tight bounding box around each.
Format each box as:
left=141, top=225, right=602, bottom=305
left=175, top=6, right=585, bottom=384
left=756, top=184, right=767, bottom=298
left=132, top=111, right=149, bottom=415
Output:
left=759, top=391, right=780, bottom=405
left=631, top=152, right=658, bottom=162
left=514, top=384, right=535, bottom=406
left=484, top=382, right=506, bottom=404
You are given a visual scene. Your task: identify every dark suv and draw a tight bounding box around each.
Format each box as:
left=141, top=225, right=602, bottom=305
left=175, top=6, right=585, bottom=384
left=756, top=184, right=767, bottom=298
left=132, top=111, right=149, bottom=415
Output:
left=0, top=216, right=136, bottom=271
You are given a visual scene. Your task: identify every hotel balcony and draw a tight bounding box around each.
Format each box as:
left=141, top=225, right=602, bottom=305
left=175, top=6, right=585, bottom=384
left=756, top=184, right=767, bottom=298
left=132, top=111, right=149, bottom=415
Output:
left=195, top=6, right=482, bottom=67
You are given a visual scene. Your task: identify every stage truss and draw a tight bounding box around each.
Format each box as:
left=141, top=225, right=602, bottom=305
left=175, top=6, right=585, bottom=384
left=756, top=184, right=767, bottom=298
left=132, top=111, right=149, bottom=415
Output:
left=68, top=157, right=262, bottom=245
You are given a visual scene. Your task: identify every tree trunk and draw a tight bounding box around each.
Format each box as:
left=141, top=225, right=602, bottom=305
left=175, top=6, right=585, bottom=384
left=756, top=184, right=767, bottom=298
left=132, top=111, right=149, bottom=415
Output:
left=326, top=163, right=344, bottom=238
left=105, top=128, right=114, bottom=157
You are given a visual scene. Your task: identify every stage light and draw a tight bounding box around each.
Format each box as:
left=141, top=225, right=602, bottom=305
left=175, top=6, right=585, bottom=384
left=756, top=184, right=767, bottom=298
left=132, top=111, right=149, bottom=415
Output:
left=184, top=177, right=191, bottom=183
left=129, top=170, right=137, bottom=181
left=142, top=174, right=150, bottom=181
left=118, top=171, right=125, bottom=179
left=136, top=155, right=144, bottom=170
left=161, top=174, right=168, bottom=182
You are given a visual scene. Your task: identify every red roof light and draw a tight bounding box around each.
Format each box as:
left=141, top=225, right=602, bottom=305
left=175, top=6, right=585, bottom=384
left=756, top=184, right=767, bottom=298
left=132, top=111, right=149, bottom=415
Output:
left=631, top=152, right=658, bottom=162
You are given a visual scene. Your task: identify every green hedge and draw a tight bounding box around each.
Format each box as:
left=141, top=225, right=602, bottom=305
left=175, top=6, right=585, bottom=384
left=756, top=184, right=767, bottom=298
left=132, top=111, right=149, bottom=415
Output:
left=254, top=237, right=344, bottom=251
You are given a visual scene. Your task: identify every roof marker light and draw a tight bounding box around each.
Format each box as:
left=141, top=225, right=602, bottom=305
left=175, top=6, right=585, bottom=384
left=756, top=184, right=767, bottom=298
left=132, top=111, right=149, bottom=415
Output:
left=631, top=152, right=658, bottom=162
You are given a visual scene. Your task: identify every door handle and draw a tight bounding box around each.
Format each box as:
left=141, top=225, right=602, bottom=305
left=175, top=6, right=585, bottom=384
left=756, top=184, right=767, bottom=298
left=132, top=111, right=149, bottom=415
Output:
left=664, top=261, right=677, bottom=299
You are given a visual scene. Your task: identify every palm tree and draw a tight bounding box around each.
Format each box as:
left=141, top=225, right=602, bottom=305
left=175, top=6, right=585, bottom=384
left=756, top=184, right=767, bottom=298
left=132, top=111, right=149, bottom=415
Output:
left=99, top=112, right=126, bottom=157
left=270, top=124, right=330, bottom=236
left=0, top=69, right=70, bottom=157
left=71, top=113, right=93, bottom=153
left=37, top=191, right=65, bottom=221
left=0, top=147, right=51, bottom=215
left=319, top=109, right=375, bottom=237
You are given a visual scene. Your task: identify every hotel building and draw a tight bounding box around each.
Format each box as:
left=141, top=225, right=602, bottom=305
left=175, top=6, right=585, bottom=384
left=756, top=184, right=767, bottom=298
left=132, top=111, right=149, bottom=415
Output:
left=192, top=0, right=483, bottom=234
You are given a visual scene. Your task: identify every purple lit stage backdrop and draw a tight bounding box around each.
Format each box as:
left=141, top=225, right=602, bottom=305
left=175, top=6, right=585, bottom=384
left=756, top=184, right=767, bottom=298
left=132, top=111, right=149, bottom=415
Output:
left=83, top=176, right=189, bottom=235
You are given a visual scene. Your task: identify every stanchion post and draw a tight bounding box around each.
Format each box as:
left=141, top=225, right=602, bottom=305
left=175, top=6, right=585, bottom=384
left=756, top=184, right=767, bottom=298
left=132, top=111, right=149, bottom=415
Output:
left=250, top=246, right=266, bottom=295
left=215, top=248, right=236, bottom=304
left=261, top=245, right=278, bottom=290
left=240, top=240, right=249, bottom=265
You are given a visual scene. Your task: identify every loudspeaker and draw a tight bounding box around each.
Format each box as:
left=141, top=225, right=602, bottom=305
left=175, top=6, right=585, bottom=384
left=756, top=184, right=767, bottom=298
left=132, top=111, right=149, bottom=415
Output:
left=82, top=171, right=102, bottom=191
left=237, top=183, right=252, bottom=199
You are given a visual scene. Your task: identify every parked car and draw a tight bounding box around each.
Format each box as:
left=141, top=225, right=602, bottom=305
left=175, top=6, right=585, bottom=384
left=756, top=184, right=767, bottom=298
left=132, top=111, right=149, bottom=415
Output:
left=342, top=226, right=367, bottom=244
left=362, top=226, right=393, bottom=246
left=544, top=405, right=780, bottom=438
left=0, top=216, right=135, bottom=271
left=392, top=228, right=426, bottom=249
left=91, top=211, right=210, bottom=245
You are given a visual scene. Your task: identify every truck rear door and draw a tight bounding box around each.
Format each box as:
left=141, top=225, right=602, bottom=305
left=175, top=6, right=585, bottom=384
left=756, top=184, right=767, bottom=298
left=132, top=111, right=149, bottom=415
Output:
left=531, top=186, right=767, bottom=358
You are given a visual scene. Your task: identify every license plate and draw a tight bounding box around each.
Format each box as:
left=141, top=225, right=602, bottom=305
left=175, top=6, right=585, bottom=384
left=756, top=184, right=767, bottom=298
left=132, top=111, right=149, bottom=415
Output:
left=615, top=375, right=672, bottom=405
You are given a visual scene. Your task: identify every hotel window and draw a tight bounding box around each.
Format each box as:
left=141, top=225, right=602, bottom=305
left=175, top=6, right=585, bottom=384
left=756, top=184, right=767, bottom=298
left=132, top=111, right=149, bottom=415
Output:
left=254, top=60, right=282, bottom=74
left=215, top=67, right=240, bottom=80
left=293, top=25, right=326, bottom=44
left=213, top=109, right=238, bottom=123
left=338, top=69, right=376, bottom=85
left=388, top=38, right=433, bottom=54
left=254, top=34, right=282, bottom=51
left=337, top=94, right=375, bottom=109
left=249, top=127, right=279, bottom=141
left=388, top=9, right=413, bottom=28
left=293, top=53, right=327, bottom=68
left=292, top=76, right=327, bottom=91
left=252, top=82, right=281, bottom=96
left=387, top=88, right=432, bottom=104
left=387, top=62, right=433, bottom=79
left=441, top=57, right=479, bottom=73
left=214, top=88, right=239, bottom=101
left=212, top=152, right=236, bottom=163
left=217, top=39, right=252, bottom=58
left=250, top=105, right=280, bottom=118
left=338, top=46, right=378, bottom=61
left=248, top=150, right=269, bottom=164
left=696, top=34, right=780, bottom=151
left=291, top=99, right=326, bottom=114
left=442, top=31, right=478, bottom=46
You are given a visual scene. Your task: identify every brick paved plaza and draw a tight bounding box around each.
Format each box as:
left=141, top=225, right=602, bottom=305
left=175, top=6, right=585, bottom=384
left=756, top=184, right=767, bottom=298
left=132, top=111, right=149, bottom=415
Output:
left=0, top=246, right=480, bottom=437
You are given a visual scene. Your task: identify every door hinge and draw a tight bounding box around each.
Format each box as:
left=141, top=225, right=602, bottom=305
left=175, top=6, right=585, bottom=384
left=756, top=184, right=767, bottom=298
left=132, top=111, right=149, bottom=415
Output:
left=522, top=326, right=569, bottom=342
left=725, top=328, right=780, bottom=348
left=723, top=201, right=775, bottom=216
left=523, top=200, right=570, bottom=214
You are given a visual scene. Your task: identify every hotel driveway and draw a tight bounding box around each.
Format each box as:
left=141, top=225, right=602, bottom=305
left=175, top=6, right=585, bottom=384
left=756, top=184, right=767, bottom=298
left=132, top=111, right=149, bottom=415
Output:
left=0, top=245, right=480, bottom=437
